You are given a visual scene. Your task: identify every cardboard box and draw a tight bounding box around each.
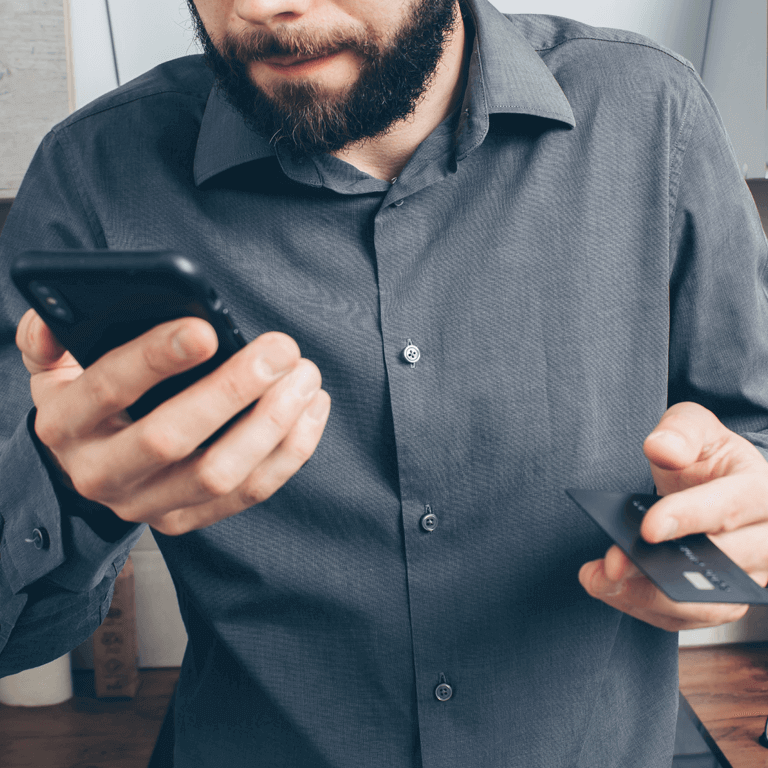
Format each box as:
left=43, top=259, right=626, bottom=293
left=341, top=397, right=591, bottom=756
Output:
left=92, top=554, right=140, bottom=698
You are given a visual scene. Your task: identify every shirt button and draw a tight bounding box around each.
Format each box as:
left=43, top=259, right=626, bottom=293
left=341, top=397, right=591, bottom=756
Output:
left=25, top=527, right=50, bottom=550
left=421, top=512, right=438, bottom=532
left=435, top=683, right=453, bottom=701
left=403, top=342, right=420, bottom=365
left=394, top=199, right=404, bottom=207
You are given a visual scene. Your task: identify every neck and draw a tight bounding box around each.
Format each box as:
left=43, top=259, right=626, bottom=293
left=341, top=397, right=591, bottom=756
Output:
left=331, top=4, right=469, bottom=181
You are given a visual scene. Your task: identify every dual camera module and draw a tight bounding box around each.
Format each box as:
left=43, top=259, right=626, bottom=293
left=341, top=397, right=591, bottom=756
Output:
left=29, top=280, right=74, bottom=323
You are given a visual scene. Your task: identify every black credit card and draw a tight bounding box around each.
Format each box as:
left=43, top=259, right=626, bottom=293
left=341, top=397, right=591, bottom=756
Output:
left=566, top=489, right=768, bottom=605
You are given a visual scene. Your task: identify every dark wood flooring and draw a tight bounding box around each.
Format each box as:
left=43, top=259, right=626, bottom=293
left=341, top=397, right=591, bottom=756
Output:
left=0, top=667, right=179, bottom=768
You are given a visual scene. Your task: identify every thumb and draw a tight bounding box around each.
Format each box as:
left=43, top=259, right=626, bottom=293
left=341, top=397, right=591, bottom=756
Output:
left=643, top=402, right=737, bottom=496
left=643, top=428, right=698, bottom=472
left=643, top=402, right=727, bottom=470
left=16, top=308, right=76, bottom=375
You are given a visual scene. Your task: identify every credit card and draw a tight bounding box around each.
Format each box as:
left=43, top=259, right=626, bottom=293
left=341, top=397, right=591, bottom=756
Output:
left=566, top=488, right=768, bottom=604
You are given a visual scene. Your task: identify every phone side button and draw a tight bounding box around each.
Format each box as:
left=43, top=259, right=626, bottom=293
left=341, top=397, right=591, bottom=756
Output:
left=221, top=308, right=236, bottom=329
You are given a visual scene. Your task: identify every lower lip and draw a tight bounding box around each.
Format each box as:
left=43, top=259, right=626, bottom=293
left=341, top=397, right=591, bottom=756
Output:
left=262, top=51, right=343, bottom=76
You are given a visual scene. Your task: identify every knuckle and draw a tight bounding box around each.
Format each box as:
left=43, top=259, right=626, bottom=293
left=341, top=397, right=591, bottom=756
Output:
left=69, top=465, right=106, bottom=502
left=151, top=514, right=188, bottom=538
left=220, top=372, right=257, bottom=409
left=34, top=410, right=65, bottom=447
left=264, top=404, right=295, bottom=435
left=87, top=368, right=124, bottom=413
left=721, top=507, right=741, bottom=532
left=238, top=479, right=268, bottom=508
left=284, top=432, right=316, bottom=465
left=194, top=461, right=239, bottom=498
left=135, top=423, right=187, bottom=465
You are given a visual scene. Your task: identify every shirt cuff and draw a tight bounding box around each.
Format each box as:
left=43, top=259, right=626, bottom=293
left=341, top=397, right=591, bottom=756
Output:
left=26, top=408, right=140, bottom=543
left=0, top=413, right=67, bottom=594
left=0, top=411, right=143, bottom=598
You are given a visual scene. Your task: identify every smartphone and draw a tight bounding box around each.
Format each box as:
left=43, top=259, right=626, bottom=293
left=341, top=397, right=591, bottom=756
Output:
left=11, top=250, right=248, bottom=425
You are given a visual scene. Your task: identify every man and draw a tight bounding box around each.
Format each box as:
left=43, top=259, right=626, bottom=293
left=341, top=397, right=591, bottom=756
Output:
left=2, top=0, right=768, bottom=765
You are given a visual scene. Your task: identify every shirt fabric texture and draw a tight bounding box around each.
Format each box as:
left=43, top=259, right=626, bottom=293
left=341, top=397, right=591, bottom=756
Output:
left=2, top=1, right=768, bottom=766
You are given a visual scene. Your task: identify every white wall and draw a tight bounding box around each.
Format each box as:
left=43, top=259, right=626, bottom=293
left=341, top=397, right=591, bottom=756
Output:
left=699, top=0, right=767, bottom=179
left=69, top=0, right=199, bottom=109
left=494, top=0, right=712, bottom=72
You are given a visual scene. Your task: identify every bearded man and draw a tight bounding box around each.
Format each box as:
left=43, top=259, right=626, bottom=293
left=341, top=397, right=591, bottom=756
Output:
left=2, top=2, right=768, bottom=767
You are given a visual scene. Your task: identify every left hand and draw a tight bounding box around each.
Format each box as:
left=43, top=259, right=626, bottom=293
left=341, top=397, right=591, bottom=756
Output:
left=578, top=401, right=768, bottom=631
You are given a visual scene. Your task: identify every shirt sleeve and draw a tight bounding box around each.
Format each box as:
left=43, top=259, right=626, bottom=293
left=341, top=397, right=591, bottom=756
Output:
left=0, top=128, right=145, bottom=677
left=667, top=74, right=768, bottom=458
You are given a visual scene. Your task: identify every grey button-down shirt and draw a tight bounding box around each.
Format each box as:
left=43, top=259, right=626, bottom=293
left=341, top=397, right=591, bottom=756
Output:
left=2, top=2, right=768, bottom=766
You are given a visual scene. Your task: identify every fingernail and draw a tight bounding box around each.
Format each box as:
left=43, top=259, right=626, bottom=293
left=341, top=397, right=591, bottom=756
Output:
left=295, top=366, right=320, bottom=397
left=255, top=353, right=295, bottom=379
left=172, top=328, right=197, bottom=359
left=658, top=517, right=679, bottom=540
left=594, top=571, right=624, bottom=597
left=648, top=430, right=688, bottom=454
left=306, top=392, right=329, bottom=421
left=255, top=358, right=284, bottom=379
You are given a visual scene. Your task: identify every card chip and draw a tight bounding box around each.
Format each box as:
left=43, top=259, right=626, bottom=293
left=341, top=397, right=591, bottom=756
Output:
left=683, top=571, right=715, bottom=590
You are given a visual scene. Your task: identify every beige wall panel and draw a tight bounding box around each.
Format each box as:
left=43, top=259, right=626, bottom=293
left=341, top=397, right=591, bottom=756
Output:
left=0, top=0, right=70, bottom=196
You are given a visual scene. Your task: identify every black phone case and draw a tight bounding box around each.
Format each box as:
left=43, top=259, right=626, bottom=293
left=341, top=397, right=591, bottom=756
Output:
left=11, top=250, right=247, bottom=422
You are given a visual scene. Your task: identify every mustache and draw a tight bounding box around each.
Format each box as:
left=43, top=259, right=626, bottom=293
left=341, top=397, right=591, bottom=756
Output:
left=219, top=25, right=381, bottom=64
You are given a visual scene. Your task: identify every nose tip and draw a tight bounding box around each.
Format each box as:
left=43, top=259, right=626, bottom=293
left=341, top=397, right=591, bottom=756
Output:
left=234, top=0, right=313, bottom=26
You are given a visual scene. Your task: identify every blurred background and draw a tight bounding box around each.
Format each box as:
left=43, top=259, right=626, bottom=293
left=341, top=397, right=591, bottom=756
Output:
left=1, top=0, right=768, bottom=673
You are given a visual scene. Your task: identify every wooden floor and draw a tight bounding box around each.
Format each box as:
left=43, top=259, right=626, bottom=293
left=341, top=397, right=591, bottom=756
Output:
left=0, top=668, right=179, bottom=768
left=4, top=650, right=768, bottom=768
left=679, top=644, right=768, bottom=768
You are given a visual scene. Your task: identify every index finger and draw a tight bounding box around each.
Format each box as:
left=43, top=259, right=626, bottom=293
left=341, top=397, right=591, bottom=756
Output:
left=41, top=316, right=219, bottom=439
left=640, top=473, right=768, bottom=543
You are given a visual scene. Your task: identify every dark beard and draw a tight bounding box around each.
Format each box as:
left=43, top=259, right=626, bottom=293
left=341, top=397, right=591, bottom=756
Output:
left=186, top=0, right=459, bottom=155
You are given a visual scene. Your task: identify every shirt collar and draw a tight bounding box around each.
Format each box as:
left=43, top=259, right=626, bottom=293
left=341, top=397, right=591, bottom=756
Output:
left=456, top=0, right=575, bottom=158
left=193, top=0, right=575, bottom=186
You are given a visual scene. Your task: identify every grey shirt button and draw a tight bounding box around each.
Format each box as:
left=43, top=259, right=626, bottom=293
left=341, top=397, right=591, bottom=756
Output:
left=394, top=199, right=404, bottom=207
left=435, top=683, right=453, bottom=701
left=421, top=512, right=438, bottom=532
left=25, top=527, right=50, bottom=550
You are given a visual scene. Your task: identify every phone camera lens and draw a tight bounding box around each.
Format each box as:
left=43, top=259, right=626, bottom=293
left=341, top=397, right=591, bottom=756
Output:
left=32, top=283, right=52, bottom=297
left=50, top=305, right=69, bottom=320
left=29, top=281, right=75, bottom=323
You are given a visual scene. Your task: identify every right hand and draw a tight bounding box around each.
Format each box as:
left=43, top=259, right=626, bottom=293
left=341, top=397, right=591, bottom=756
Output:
left=16, top=309, right=331, bottom=535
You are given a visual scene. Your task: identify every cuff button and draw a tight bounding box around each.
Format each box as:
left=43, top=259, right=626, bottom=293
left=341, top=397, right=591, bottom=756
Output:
left=25, top=527, right=50, bottom=550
